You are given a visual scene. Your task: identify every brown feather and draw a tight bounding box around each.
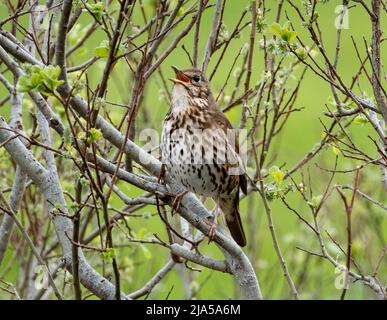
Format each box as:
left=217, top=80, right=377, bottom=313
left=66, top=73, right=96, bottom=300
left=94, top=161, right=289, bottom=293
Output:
left=219, top=193, right=247, bottom=247
left=209, top=109, right=247, bottom=194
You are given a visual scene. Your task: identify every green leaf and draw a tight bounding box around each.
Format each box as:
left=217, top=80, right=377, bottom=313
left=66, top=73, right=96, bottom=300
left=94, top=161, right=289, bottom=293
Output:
left=353, top=114, right=368, bottom=125
left=95, top=40, right=110, bottom=57
left=309, top=195, right=323, bottom=209
left=100, top=247, right=116, bottom=261
left=282, top=30, right=297, bottom=43
left=77, top=131, right=86, bottom=142
left=137, top=227, right=147, bottom=240
left=17, top=75, right=35, bottom=92
left=85, top=2, right=104, bottom=22
left=269, top=23, right=281, bottom=37
left=31, top=73, right=43, bottom=87
left=269, top=166, right=284, bottom=185
left=90, top=128, right=102, bottom=140
left=177, top=7, right=185, bottom=16
left=16, top=64, right=63, bottom=96
left=268, top=22, right=297, bottom=43
left=87, top=128, right=103, bottom=145
left=331, top=145, right=340, bottom=156
left=268, top=23, right=282, bottom=38
left=264, top=181, right=294, bottom=201
left=44, top=65, right=61, bottom=79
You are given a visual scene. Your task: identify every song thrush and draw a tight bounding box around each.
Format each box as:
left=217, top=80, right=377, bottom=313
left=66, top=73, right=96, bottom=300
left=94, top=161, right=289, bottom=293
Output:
left=160, top=66, right=248, bottom=247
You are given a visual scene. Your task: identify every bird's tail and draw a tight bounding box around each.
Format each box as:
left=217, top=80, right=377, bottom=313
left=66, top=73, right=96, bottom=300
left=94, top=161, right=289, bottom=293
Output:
left=220, top=194, right=246, bottom=247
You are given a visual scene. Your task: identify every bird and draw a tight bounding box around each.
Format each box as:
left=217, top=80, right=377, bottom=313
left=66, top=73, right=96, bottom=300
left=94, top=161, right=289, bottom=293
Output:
left=160, top=66, right=247, bottom=247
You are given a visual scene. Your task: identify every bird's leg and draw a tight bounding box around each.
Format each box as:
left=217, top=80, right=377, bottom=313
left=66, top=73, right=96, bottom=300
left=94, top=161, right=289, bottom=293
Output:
left=171, top=190, right=188, bottom=215
left=158, top=163, right=166, bottom=184
left=207, top=202, right=220, bottom=243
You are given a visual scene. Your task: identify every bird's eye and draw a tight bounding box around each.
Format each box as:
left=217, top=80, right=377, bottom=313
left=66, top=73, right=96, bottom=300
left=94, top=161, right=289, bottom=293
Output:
left=193, top=75, right=200, bottom=82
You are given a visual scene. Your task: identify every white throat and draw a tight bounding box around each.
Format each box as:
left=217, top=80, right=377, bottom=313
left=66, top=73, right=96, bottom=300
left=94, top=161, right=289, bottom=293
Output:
left=171, top=84, right=190, bottom=112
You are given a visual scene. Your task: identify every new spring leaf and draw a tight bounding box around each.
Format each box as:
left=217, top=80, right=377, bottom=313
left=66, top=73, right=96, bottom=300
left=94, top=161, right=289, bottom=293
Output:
left=269, top=166, right=284, bottom=185
left=84, top=2, right=105, bottom=22
left=269, top=22, right=297, bottom=43
left=17, top=65, right=64, bottom=96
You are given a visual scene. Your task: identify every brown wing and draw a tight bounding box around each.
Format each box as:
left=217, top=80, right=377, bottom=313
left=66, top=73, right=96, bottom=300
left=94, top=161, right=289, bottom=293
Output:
left=210, top=110, right=247, bottom=246
left=209, top=110, right=248, bottom=194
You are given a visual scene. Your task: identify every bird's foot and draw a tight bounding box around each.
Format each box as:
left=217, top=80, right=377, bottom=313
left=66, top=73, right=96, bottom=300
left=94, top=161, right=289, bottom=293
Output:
left=171, top=190, right=188, bottom=215
left=206, top=202, right=220, bottom=243
left=205, top=215, right=217, bottom=244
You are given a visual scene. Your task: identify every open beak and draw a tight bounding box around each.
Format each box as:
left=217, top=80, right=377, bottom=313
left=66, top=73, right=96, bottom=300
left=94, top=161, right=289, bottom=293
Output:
left=170, top=66, right=190, bottom=85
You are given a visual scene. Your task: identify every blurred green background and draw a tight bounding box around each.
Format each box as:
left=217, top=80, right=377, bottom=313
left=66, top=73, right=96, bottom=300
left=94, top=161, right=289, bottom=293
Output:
left=0, top=0, right=385, bottom=299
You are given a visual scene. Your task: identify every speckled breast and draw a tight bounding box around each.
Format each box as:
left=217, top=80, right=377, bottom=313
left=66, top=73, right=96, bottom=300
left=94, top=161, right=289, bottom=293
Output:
left=161, top=112, right=238, bottom=199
